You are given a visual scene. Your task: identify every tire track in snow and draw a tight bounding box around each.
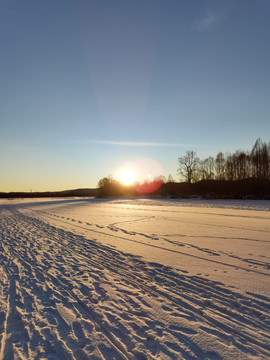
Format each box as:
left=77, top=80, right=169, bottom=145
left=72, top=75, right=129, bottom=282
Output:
left=0, top=207, right=134, bottom=359
left=33, top=209, right=270, bottom=277
left=23, top=208, right=270, bottom=355
left=1, top=206, right=270, bottom=359
left=12, top=250, right=133, bottom=360
left=0, top=267, right=8, bottom=360
left=105, top=217, right=270, bottom=268
left=158, top=216, right=270, bottom=233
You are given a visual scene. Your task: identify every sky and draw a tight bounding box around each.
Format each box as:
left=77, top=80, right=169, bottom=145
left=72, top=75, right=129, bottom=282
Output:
left=0, top=0, right=270, bottom=191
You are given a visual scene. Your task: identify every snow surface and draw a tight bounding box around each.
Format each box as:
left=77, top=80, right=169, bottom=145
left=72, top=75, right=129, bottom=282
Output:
left=0, top=197, right=269, bottom=359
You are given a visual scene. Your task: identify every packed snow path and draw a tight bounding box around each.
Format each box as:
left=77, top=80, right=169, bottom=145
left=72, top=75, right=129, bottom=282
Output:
left=0, top=199, right=270, bottom=359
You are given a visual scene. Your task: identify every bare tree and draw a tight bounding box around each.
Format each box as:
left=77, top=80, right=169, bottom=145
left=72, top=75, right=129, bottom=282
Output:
left=225, top=153, right=236, bottom=181
left=234, top=150, right=250, bottom=180
left=177, top=151, right=200, bottom=183
left=251, top=138, right=270, bottom=180
left=166, top=174, right=175, bottom=183
left=215, top=152, right=226, bottom=180
left=200, top=156, right=215, bottom=180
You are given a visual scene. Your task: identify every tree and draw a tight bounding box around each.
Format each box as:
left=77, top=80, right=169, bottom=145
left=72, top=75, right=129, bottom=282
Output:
left=234, top=150, right=250, bottom=180
left=199, top=156, right=215, bottom=180
left=166, top=174, right=175, bottom=183
left=97, top=176, right=121, bottom=197
left=251, top=138, right=270, bottom=180
left=177, top=151, right=200, bottom=183
left=225, top=153, right=235, bottom=181
left=215, top=152, right=226, bottom=180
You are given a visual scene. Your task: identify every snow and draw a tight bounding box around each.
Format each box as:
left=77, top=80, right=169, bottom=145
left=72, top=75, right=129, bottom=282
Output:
left=0, top=197, right=269, bottom=359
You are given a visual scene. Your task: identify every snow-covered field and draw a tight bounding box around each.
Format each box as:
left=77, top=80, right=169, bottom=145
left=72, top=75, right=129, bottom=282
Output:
left=0, top=197, right=269, bottom=359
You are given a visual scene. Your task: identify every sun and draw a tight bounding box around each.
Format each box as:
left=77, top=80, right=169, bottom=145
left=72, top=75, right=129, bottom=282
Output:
left=119, top=169, right=135, bottom=186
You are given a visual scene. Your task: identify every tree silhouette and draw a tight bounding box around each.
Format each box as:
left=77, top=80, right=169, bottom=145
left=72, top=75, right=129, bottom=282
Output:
left=177, top=151, right=200, bottom=183
left=97, top=176, right=121, bottom=197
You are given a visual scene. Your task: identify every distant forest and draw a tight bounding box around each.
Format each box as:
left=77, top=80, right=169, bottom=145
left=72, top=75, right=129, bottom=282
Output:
left=0, top=188, right=98, bottom=199
left=1, top=138, right=270, bottom=200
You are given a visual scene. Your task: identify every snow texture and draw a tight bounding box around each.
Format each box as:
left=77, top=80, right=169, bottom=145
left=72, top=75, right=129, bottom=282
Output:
left=0, top=197, right=269, bottom=359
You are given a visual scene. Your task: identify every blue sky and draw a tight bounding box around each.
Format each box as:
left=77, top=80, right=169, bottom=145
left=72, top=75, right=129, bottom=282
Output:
left=1, top=0, right=269, bottom=191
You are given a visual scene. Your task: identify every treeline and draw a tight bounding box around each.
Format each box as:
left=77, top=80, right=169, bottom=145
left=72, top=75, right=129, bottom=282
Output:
left=177, top=138, right=270, bottom=184
left=97, top=138, right=270, bottom=199
left=0, top=188, right=98, bottom=199
left=163, top=138, right=270, bottom=199
left=97, top=176, right=163, bottom=197
left=160, top=178, right=270, bottom=199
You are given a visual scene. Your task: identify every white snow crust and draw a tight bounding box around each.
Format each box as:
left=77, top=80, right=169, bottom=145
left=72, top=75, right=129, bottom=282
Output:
left=0, top=197, right=269, bottom=359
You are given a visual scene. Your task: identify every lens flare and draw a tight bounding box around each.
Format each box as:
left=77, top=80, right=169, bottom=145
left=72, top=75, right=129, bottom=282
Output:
left=133, top=158, right=163, bottom=194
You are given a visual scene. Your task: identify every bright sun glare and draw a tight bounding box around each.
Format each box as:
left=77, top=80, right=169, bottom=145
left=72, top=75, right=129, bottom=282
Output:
left=119, top=169, right=135, bottom=186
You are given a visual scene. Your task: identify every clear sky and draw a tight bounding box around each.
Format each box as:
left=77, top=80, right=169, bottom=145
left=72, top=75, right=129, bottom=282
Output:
left=1, top=0, right=269, bottom=191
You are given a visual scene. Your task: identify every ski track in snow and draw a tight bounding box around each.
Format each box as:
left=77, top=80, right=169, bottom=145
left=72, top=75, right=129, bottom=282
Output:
left=0, top=201, right=270, bottom=359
